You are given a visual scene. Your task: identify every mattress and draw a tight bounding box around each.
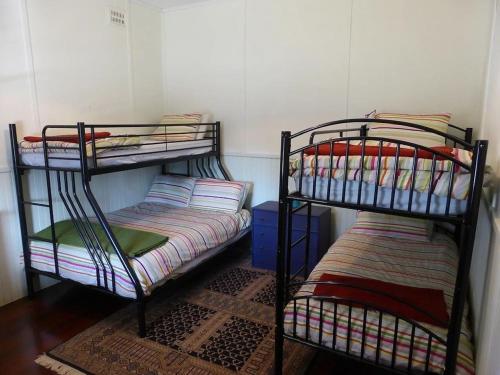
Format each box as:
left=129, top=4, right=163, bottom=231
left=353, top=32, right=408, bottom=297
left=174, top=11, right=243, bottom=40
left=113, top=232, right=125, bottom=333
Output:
left=295, top=176, right=468, bottom=215
left=284, top=231, right=474, bottom=375
left=29, top=203, right=251, bottom=298
left=20, top=139, right=214, bottom=169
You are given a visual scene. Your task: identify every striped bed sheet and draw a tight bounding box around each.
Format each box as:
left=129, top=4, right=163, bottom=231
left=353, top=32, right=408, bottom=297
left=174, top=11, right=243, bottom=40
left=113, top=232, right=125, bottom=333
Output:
left=294, top=176, right=468, bottom=215
left=290, top=146, right=474, bottom=201
left=19, top=139, right=214, bottom=169
left=284, top=232, right=474, bottom=375
left=29, top=203, right=251, bottom=298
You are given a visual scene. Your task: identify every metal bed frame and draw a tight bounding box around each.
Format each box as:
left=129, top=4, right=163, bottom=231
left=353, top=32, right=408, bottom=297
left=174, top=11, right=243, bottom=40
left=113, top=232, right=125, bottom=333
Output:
left=9, top=121, right=249, bottom=337
left=275, top=119, right=488, bottom=374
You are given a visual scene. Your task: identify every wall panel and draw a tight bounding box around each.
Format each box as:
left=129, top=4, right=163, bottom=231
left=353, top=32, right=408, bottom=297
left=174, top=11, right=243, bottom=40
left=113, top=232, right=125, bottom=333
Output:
left=163, top=0, right=246, bottom=153
left=348, top=0, right=493, bottom=127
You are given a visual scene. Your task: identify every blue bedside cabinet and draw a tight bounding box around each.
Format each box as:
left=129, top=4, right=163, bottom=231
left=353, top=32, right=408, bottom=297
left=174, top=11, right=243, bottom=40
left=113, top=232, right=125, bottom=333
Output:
left=252, top=201, right=331, bottom=273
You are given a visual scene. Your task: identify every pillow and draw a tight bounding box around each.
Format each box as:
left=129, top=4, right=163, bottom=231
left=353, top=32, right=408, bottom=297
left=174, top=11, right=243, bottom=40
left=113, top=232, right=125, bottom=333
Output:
left=198, top=113, right=211, bottom=140
left=239, top=181, right=252, bottom=210
left=370, top=112, right=451, bottom=147
left=350, top=211, right=433, bottom=242
left=189, top=178, right=247, bottom=213
left=152, top=113, right=203, bottom=141
left=144, top=175, right=196, bottom=207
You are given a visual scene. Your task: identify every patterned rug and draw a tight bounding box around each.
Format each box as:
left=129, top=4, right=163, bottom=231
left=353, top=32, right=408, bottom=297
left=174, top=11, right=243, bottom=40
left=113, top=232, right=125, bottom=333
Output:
left=36, top=253, right=314, bottom=374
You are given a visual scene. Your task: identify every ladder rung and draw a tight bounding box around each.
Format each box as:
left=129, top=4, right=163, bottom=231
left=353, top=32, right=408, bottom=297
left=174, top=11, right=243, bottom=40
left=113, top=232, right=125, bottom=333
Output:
left=23, top=201, right=50, bottom=208
left=291, top=234, right=307, bottom=248
left=290, top=264, right=305, bottom=280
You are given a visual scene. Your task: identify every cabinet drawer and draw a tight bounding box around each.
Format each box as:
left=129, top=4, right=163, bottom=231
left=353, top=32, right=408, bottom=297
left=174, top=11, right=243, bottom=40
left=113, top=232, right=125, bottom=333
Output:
left=252, top=226, right=320, bottom=273
left=253, top=209, right=277, bottom=227
left=292, top=215, right=321, bottom=233
left=253, top=209, right=322, bottom=232
left=252, top=242, right=320, bottom=274
left=252, top=225, right=278, bottom=249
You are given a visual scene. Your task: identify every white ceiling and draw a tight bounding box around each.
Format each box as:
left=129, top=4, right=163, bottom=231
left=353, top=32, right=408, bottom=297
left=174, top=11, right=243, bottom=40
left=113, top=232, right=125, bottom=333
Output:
left=139, top=0, right=211, bottom=9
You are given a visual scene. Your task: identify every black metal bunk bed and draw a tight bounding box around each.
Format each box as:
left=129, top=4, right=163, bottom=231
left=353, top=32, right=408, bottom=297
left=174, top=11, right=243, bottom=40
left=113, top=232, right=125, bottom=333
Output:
left=274, top=119, right=487, bottom=375
left=9, top=121, right=249, bottom=337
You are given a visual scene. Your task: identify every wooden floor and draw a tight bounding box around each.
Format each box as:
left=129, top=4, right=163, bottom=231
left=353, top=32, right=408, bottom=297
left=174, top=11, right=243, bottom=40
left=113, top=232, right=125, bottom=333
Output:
left=0, top=281, right=382, bottom=375
left=0, top=244, right=383, bottom=375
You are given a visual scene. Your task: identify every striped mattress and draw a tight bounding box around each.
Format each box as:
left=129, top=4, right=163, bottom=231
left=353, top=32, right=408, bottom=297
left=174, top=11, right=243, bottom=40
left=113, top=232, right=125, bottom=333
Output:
left=29, top=203, right=251, bottom=298
left=284, top=231, right=474, bottom=374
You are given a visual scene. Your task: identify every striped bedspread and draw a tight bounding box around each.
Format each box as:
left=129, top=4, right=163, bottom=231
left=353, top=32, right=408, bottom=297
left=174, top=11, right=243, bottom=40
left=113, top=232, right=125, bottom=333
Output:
left=284, top=232, right=474, bottom=375
left=29, top=203, right=251, bottom=298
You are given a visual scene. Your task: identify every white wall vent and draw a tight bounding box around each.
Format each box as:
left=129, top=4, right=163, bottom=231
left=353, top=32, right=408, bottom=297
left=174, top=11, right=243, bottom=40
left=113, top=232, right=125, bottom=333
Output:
left=108, top=8, right=126, bottom=26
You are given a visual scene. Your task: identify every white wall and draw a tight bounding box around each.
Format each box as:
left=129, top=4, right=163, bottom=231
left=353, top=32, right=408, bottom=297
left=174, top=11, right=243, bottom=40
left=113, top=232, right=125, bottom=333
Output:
left=475, top=2, right=500, bottom=374
left=163, top=0, right=493, bottom=157
left=0, top=0, right=164, bottom=306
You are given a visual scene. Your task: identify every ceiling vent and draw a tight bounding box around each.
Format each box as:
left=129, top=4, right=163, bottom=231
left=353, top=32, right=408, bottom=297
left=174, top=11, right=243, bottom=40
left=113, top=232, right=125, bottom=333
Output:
left=108, top=8, right=126, bottom=26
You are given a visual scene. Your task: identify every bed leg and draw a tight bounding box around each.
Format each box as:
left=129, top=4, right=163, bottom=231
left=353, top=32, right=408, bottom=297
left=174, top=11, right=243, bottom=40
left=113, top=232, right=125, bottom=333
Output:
left=137, top=300, right=146, bottom=338
left=25, top=269, right=35, bottom=299
left=274, top=333, right=284, bottom=375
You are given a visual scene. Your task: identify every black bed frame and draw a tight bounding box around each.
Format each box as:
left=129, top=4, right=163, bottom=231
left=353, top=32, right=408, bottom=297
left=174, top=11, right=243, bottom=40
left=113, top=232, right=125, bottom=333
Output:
left=9, top=121, right=249, bottom=337
left=274, top=119, right=488, bottom=374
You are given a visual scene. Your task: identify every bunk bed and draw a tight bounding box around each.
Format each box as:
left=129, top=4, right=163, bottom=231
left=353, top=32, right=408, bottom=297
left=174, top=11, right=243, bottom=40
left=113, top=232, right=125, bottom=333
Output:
left=274, top=118, right=487, bottom=375
left=9, top=121, right=251, bottom=337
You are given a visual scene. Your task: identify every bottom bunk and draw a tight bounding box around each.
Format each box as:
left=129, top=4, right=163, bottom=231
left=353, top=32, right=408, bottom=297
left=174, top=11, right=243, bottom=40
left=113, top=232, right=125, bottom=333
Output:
left=29, top=202, right=251, bottom=299
left=283, top=213, right=474, bottom=375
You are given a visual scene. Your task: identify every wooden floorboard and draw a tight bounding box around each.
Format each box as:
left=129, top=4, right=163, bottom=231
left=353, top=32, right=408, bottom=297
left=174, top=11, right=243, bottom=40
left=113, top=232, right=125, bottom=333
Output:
left=0, top=283, right=127, bottom=374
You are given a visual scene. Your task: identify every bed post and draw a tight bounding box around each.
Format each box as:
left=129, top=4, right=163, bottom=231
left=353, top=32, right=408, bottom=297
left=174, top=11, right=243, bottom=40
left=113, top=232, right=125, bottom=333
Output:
left=275, top=130, right=291, bottom=375
left=76, top=122, right=147, bottom=336
left=214, top=121, right=230, bottom=180
left=9, top=124, right=35, bottom=298
left=444, top=140, right=487, bottom=374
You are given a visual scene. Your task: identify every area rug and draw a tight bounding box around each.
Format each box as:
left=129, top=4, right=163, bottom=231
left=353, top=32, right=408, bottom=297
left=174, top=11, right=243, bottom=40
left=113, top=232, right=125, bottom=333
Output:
left=36, top=254, right=314, bottom=374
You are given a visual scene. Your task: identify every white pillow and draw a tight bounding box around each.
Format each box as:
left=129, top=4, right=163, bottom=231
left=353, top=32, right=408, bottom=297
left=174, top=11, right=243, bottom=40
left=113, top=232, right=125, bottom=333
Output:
left=153, top=114, right=202, bottom=141
left=198, top=113, right=211, bottom=140
left=370, top=112, right=451, bottom=147
left=351, top=211, right=433, bottom=242
left=189, top=178, right=247, bottom=213
left=144, top=175, right=196, bottom=207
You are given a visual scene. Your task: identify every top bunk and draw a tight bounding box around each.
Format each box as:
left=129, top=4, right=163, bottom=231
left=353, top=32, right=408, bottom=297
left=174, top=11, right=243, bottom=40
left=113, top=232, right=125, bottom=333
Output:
left=9, top=119, right=222, bottom=176
left=279, top=115, right=488, bottom=223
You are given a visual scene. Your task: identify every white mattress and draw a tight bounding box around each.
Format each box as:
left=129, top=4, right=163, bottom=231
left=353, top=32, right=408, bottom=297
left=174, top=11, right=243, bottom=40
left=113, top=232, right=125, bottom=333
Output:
left=20, top=139, right=214, bottom=169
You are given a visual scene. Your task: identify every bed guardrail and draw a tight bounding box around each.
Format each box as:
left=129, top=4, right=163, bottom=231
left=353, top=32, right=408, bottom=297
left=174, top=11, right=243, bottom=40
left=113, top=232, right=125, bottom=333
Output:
left=286, top=287, right=447, bottom=374
left=284, top=119, right=484, bottom=222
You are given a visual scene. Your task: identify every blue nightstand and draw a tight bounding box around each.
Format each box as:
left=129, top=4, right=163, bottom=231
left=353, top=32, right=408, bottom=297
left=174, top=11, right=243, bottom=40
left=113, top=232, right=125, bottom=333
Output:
left=252, top=201, right=331, bottom=273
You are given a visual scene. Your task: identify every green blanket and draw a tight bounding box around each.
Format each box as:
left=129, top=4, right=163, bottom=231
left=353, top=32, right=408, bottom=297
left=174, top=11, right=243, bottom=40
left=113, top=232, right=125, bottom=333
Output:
left=32, top=220, right=168, bottom=258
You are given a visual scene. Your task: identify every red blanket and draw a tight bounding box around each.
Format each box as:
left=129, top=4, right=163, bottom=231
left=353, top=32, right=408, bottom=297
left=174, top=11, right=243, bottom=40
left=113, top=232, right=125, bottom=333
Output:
left=24, top=132, right=111, bottom=144
left=313, top=274, right=449, bottom=328
left=304, top=143, right=453, bottom=160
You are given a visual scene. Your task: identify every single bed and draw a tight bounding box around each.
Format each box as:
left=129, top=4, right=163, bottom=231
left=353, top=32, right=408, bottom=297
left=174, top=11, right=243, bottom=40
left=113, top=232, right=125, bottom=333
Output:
left=29, top=203, right=251, bottom=298
left=284, top=229, right=474, bottom=375
left=275, top=116, right=487, bottom=375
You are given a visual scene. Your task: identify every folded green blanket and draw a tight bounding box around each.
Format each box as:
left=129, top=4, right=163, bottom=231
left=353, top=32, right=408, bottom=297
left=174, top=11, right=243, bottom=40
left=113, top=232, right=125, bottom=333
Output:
left=32, top=220, right=168, bottom=258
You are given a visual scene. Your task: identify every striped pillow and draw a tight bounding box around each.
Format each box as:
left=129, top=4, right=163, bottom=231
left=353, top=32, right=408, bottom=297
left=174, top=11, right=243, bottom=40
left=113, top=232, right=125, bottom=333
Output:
left=189, top=179, right=247, bottom=213
left=144, top=175, right=196, bottom=207
left=350, top=211, right=433, bottom=242
left=371, top=113, right=450, bottom=147
left=152, top=114, right=203, bottom=141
